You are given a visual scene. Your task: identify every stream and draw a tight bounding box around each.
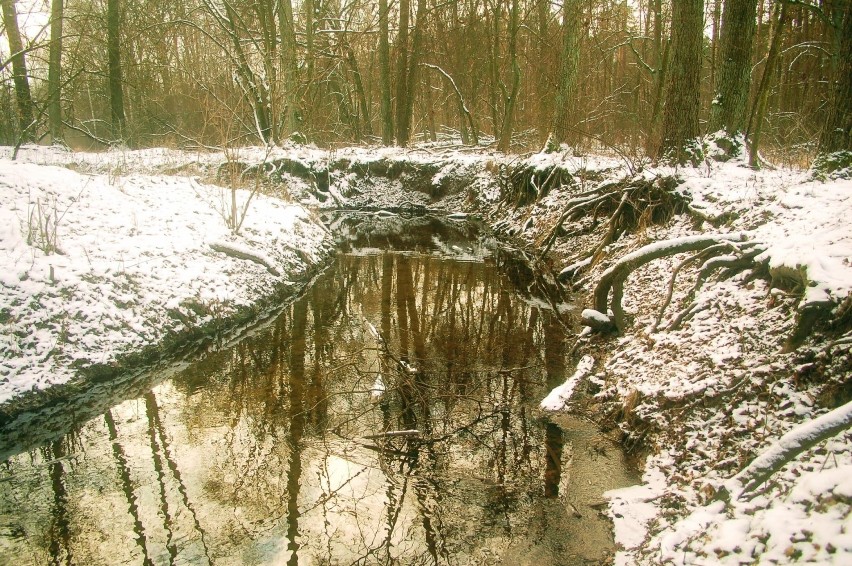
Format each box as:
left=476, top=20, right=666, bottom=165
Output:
left=0, top=214, right=637, bottom=565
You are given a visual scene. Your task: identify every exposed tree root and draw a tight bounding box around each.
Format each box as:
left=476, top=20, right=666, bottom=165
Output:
left=784, top=300, right=837, bottom=353
left=719, top=399, right=852, bottom=502
left=658, top=242, right=765, bottom=332
left=650, top=245, right=724, bottom=332
left=501, top=162, right=575, bottom=207
left=590, top=233, right=748, bottom=331
left=585, top=229, right=845, bottom=352
left=540, top=174, right=688, bottom=262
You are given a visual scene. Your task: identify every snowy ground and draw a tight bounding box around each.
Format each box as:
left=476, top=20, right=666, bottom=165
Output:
left=0, top=146, right=332, bottom=405
left=505, top=153, right=852, bottom=565
left=1, top=143, right=850, bottom=564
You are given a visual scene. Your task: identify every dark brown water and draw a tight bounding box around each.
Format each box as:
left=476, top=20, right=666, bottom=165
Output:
left=0, top=215, right=636, bottom=566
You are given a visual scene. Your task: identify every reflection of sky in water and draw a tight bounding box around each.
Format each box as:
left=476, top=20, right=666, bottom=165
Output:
left=0, top=217, right=635, bottom=565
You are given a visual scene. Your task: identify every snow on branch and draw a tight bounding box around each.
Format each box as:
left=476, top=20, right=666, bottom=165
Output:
left=723, top=400, right=852, bottom=501
left=540, top=355, right=595, bottom=410
left=592, top=233, right=749, bottom=331
left=210, top=240, right=280, bottom=276
left=421, top=64, right=479, bottom=145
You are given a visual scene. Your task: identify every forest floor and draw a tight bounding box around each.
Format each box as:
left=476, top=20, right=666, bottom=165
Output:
left=1, top=142, right=851, bottom=565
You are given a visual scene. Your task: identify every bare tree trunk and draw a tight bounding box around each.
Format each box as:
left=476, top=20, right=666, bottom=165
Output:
left=256, top=0, right=279, bottom=142
left=659, top=0, right=704, bottom=164
left=487, top=0, right=502, bottom=141
left=652, top=0, right=663, bottom=79
left=344, top=44, right=373, bottom=138
left=395, top=0, right=411, bottom=145
left=424, top=70, right=437, bottom=142
left=401, top=0, right=427, bottom=146
left=648, top=0, right=668, bottom=142
left=748, top=1, right=787, bottom=168
left=379, top=0, right=393, bottom=144
left=1, top=0, right=35, bottom=141
left=107, top=0, right=126, bottom=142
left=423, top=64, right=478, bottom=144
left=201, top=0, right=273, bottom=143
left=710, top=0, right=721, bottom=89
left=304, top=0, right=316, bottom=86
left=277, top=0, right=300, bottom=137
left=552, top=0, right=583, bottom=144
left=817, top=0, right=851, bottom=156
left=649, top=38, right=670, bottom=146
left=708, top=0, right=758, bottom=140
left=497, top=0, right=521, bottom=152
left=48, top=0, right=64, bottom=144
left=536, top=0, right=551, bottom=135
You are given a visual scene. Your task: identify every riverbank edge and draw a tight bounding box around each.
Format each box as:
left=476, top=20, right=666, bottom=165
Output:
left=0, top=251, right=335, bottom=425
left=2, top=145, right=849, bottom=564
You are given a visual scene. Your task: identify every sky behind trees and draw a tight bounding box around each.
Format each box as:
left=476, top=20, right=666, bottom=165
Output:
left=0, top=0, right=849, bottom=166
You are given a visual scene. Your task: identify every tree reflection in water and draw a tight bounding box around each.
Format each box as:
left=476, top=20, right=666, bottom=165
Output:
left=0, top=217, right=636, bottom=565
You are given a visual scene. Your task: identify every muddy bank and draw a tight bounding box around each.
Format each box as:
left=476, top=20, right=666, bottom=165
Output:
left=0, top=256, right=330, bottom=428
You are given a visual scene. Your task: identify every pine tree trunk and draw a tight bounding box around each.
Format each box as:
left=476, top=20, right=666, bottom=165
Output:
left=1, top=0, right=34, bottom=141
left=659, top=0, right=704, bottom=164
left=708, top=0, right=757, bottom=138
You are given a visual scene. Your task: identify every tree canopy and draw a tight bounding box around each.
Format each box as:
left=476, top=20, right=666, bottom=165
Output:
left=0, top=0, right=847, bottom=167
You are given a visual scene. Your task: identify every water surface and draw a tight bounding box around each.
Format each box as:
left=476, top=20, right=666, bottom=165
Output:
left=0, top=215, right=636, bottom=565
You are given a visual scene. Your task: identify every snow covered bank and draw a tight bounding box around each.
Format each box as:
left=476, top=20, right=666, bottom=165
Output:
left=508, top=157, right=852, bottom=564
left=2, top=143, right=850, bottom=563
left=0, top=152, right=332, bottom=406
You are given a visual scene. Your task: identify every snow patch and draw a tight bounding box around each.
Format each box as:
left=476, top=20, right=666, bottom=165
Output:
left=540, top=355, right=594, bottom=410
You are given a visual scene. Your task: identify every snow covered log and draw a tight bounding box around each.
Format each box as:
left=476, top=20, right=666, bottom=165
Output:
left=723, top=400, right=852, bottom=501
left=592, top=233, right=747, bottom=331
left=540, top=355, right=595, bottom=410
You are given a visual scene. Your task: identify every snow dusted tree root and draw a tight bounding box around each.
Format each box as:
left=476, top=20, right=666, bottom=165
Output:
left=656, top=241, right=766, bottom=332
left=718, top=400, right=852, bottom=502
left=540, top=174, right=688, bottom=261
left=584, top=229, right=847, bottom=353
left=502, top=162, right=575, bottom=207
left=589, top=233, right=749, bottom=331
